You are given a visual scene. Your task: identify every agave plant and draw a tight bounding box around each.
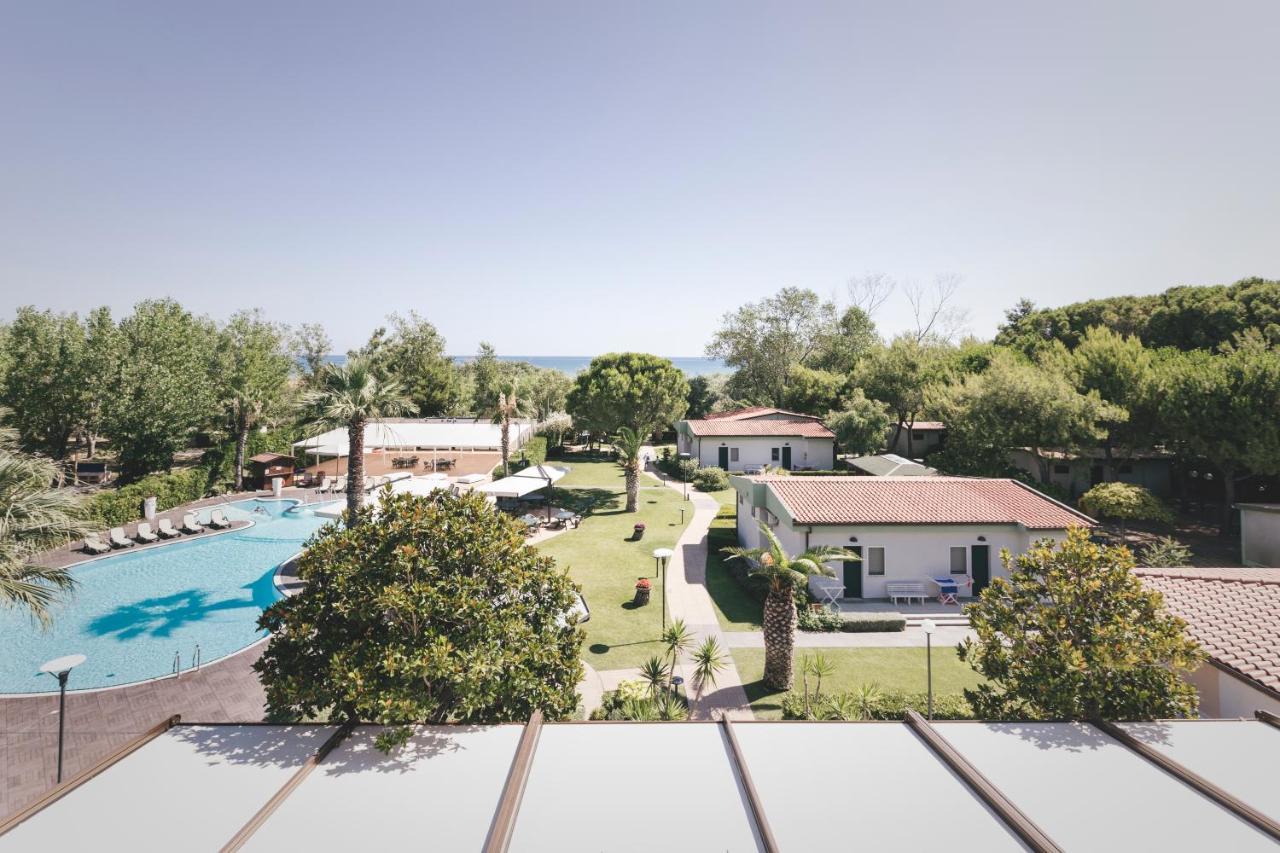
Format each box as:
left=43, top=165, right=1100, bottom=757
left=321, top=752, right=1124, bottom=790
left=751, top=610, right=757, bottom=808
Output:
left=723, top=522, right=859, bottom=690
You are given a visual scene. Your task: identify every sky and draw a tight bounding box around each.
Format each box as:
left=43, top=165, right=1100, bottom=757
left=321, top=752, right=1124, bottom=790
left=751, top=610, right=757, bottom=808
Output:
left=1, top=1, right=1277, bottom=355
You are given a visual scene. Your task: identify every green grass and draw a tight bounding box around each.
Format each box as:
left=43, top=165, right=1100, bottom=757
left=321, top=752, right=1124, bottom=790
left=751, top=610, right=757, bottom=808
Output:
left=734, top=647, right=985, bottom=719
left=536, top=481, right=691, bottom=671
left=705, top=500, right=763, bottom=631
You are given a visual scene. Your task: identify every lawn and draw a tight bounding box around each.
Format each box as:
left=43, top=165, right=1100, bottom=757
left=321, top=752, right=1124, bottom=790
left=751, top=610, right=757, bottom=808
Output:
left=537, top=474, right=691, bottom=671
left=705, top=499, right=762, bottom=631
left=734, top=646, right=985, bottom=719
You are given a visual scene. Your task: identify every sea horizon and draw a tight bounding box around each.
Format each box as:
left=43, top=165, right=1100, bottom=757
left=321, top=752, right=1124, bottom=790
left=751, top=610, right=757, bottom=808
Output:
left=322, top=354, right=728, bottom=376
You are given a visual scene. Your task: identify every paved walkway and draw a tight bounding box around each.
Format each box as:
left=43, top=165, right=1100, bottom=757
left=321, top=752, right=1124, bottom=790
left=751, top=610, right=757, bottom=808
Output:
left=646, top=460, right=753, bottom=720
left=723, top=625, right=976, bottom=648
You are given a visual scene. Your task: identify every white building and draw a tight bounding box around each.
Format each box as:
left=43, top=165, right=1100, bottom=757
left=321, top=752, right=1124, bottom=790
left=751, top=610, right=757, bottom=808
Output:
left=1237, top=503, right=1280, bottom=567
left=294, top=418, right=534, bottom=459
left=1136, top=567, right=1280, bottom=718
left=729, top=475, right=1094, bottom=599
left=675, top=407, right=835, bottom=472
left=886, top=420, right=946, bottom=458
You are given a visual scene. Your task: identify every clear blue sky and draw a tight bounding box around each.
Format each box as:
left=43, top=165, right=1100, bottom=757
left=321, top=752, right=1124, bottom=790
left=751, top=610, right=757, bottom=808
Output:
left=2, top=2, right=1277, bottom=354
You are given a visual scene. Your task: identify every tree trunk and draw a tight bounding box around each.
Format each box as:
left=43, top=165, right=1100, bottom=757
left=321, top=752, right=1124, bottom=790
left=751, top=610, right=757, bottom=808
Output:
left=762, top=588, right=798, bottom=690
left=625, top=463, right=639, bottom=513
left=501, top=416, right=510, bottom=476
left=905, top=417, right=916, bottom=458
left=233, top=423, right=250, bottom=492
left=1033, top=447, right=1051, bottom=484
left=891, top=419, right=905, bottom=454
left=1103, top=443, right=1115, bottom=482
left=1220, top=468, right=1236, bottom=538
left=346, top=418, right=365, bottom=522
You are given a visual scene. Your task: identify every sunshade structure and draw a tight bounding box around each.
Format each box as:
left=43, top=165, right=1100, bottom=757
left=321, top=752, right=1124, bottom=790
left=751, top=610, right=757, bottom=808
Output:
left=311, top=474, right=447, bottom=520
left=476, top=464, right=569, bottom=499
left=5, top=714, right=1279, bottom=851
left=293, top=419, right=535, bottom=458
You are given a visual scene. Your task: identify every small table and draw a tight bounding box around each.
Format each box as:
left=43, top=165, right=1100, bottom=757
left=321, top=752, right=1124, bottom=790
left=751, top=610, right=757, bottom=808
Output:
left=932, top=577, right=959, bottom=606
left=816, top=584, right=845, bottom=613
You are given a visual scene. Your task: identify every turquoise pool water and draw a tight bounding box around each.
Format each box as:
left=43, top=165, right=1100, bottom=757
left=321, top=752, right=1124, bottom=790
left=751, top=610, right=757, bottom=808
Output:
left=0, top=498, right=339, bottom=694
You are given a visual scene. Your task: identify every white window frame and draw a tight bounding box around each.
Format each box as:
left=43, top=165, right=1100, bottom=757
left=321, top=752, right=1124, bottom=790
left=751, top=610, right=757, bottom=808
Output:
left=867, top=546, right=886, bottom=576
left=950, top=546, right=967, bottom=575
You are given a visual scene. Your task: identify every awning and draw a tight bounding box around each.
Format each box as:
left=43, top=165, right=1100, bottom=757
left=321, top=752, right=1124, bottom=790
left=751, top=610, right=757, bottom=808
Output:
left=476, top=465, right=569, bottom=499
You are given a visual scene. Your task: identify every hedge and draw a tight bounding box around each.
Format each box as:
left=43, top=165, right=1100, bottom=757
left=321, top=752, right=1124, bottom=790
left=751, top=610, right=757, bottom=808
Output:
left=798, top=609, right=907, bottom=633
left=781, top=688, right=975, bottom=720
left=88, top=469, right=209, bottom=527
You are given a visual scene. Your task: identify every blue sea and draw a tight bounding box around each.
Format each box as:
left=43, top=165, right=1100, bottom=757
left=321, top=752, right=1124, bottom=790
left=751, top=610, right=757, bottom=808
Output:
left=324, top=354, right=727, bottom=376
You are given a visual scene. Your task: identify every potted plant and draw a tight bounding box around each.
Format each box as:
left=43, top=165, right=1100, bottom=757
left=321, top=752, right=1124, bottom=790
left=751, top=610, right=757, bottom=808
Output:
left=633, top=522, right=646, bottom=541
left=633, top=577, right=652, bottom=606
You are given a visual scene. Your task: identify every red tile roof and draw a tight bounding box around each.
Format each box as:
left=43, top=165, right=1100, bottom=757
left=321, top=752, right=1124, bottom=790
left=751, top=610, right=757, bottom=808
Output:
left=751, top=476, right=1094, bottom=529
left=704, top=406, right=778, bottom=420
left=1135, top=567, right=1280, bottom=696
left=906, top=421, right=946, bottom=431
left=685, top=418, right=835, bottom=438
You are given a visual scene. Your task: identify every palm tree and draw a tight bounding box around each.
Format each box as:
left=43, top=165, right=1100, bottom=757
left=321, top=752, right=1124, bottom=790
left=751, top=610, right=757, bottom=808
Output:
left=690, top=636, right=727, bottom=703
left=0, top=417, right=91, bottom=623
left=723, top=522, right=858, bottom=690
left=302, top=360, right=413, bottom=521
left=615, top=426, right=645, bottom=513
left=492, top=384, right=523, bottom=477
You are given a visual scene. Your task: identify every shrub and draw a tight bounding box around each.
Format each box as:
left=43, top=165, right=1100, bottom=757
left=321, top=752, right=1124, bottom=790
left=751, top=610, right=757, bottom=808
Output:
left=797, top=609, right=844, bottom=632
left=675, top=458, right=699, bottom=482
left=88, top=468, right=209, bottom=526
left=841, top=613, right=906, bottom=633
left=590, top=682, right=689, bottom=721
left=691, top=466, right=729, bottom=492
left=1079, top=481, right=1174, bottom=527
left=781, top=687, right=976, bottom=720
left=1140, top=535, right=1193, bottom=568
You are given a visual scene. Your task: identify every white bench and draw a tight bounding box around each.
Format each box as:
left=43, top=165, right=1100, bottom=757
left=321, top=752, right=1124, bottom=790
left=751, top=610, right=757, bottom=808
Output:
left=885, top=581, right=928, bottom=606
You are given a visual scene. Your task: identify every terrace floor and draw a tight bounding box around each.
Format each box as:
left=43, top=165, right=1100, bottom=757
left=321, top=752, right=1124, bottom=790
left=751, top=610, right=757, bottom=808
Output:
left=303, top=449, right=501, bottom=479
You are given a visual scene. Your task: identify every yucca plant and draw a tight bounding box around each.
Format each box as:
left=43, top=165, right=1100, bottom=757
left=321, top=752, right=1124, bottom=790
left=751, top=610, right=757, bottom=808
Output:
left=724, top=522, right=859, bottom=690
left=661, top=618, right=694, bottom=687
left=639, top=655, right=670, bottom=698
left=691, top=636, right=727, bottom=703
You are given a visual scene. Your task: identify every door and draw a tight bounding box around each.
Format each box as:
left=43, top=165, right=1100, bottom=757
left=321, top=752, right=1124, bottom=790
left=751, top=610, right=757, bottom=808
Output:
left=843, top=547, right=862, bottom=599
left=781, top=446, right=792, bottom=470
left=971, top=545, right=990, bottom=595
left=717, top=446, right=729, bottom=469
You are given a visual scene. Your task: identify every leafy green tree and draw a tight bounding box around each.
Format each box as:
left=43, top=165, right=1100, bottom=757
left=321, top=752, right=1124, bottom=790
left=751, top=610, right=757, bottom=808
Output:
left=1, top=307, right=90, bottom=459
left=217, top=310, right=296, bottom=491
left=107, top=300, right=219, bottom=478
left=1140, top=536, right=1193, bottom=568
left=614, top=426, right=646, bottom=512
left=469, top=341, right=503, bottom=416
left=291, top=322, right=332, bottom=386
left=256, top=490, right=584, bottom=749
left=302, top=358, right=413, bottom=520
left=684, top=374, right=723, bottom=420
left=959, top=528, right=1203, bottom=720
left=809, top=305, right=879, bottom=373
left=78, top=307, right=120, bottom=459
left=857, top=335, right=952, bottom=456
left=0, top=412, right=92, bottom=623
left=824, top=390, right=892, bottom=457
left=934, top=350, right=1123, bottom=482
left=566, top=352, right=689, bottom=439
left=1079, top=482, right=1173, bottom=535
left=781, top=365, right=844, bottom=415
left=521, top=367, right=573, bottom=424
left=707, top=287, right=837, bottom=406
left=1156, top=337, right=1280, bottom=533
left=353, top=313, right=461, bottom=416
left=723, top=522, right=857, bottom=690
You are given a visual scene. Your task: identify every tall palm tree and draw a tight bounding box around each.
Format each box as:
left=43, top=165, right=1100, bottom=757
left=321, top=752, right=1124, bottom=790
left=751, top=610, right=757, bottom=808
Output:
left=302, top=360, right=413, bottom=521
left=615, top=426, right=645, bottom=513
left=723, top=522, right=858, bottom=690
left=492, top=384, right=522, bottom=477
left=0, top=413, right=91, bottom=623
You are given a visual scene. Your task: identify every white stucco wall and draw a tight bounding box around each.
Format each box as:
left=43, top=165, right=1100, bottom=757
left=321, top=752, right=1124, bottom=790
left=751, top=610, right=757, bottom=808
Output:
left=1240, top=505, right=1280, bottom=567
left=1188, top=663, right=1280, bottom=718
left=887, top=427, right=945, bottom=458
left=688, top=435, right=834, bottom=471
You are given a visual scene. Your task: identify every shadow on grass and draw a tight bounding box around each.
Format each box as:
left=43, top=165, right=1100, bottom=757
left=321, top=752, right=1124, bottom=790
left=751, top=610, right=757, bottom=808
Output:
left=741, top=678, right=786, bottom=717
left=547, top=487, right=621, bottom=517
left=705, top=521, right=764, bottom=628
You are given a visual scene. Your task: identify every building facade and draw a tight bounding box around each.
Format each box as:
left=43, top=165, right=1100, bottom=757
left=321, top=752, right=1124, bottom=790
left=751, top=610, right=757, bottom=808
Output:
left=675, top=407, right=835, bottom=471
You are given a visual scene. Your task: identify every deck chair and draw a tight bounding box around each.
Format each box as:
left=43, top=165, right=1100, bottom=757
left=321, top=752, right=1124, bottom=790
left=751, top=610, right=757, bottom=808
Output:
left=209, top=509, right=232, bottom=529
left=332, top=476, right=347, bottom=494
left=109, top=527, right=135, bottom=549
left=316, top=476, right=331, bottom=493
left=82, top=533, right=110, bottom=554
left=157, top=517, right=181, bottom=538
left=180, top=513, right=204, bottom=534
left=135, top=523, right=159, bottom=543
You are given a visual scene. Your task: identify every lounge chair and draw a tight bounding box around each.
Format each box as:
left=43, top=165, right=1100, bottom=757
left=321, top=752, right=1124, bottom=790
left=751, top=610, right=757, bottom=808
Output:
left=109, top=527, right=135, bottom=549
left=157, top=517, right=180, bottom=539
left=316, top=476, right=331, bottom=493
left=82, top=533, right=110, bottom=554
left=209, top=509, right=232, bottom=529
left=135, top=523, right=158, bottom=543
left=181, top=513, right=204, bottom=535
left=331, top=476, right=347, bottom=494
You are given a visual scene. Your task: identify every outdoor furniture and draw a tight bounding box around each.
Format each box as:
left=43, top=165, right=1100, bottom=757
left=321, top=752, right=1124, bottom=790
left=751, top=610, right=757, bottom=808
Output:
left=180, top=513, right=204, bottom=535
left=157, top=518, right=180, bottom=539
left=809, top=579, right=844, bottom=613
left=886, top=581, right=928, bottom=606
left=135, top=523, right=158, bottom=543
left=82, top=533, right=110, bottom=554
left=315, top=476, right=331, bottom=493
left=109, top=527, right=134, bottom=549
left=209, top=510, right=232, bottom=529
left=932, top=577, right=960, bottom=606
left=331, top=476, right=346, bottom=494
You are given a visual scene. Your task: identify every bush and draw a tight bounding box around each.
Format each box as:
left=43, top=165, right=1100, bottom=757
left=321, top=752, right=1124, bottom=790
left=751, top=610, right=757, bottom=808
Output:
left=88, top=468, right=208, bottom=526
left=1080, top=481, right=1174, bottom=526
left=590, top=681, right=689, bottom=721
left=1140, top=536, right=1193, bottom=568
left=691, top=466, right=729, bottom=492
left=797, top=609, right=844, bottom=632
left=841, top=613, right=906, bottom=633
left=781, top=687, right=976, bottom=720
left=675, top=458, right=699, bottom=482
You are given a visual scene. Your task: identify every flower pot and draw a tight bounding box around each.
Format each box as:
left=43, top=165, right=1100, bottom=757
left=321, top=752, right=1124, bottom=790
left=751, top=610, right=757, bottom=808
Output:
left=633, top=586, right=651, bottom=606
left=633, top=523, right=646, bottom=541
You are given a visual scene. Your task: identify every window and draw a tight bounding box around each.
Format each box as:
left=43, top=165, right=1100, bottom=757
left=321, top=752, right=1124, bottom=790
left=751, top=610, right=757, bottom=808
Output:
left=1053, top=464, right=1070, bottom=475
left=770, top=448, right=780, bottom=461
left=950, top=546, right=967, bottom=574
left=729, top=448, right=740, bottom=462
left=912, top=432, right=925, bottom=441
left=867, top=547, right=885, bottom=576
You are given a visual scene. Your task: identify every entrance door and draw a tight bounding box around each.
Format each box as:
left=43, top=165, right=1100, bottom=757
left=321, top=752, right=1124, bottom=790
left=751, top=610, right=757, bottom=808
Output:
left=971, top=545, right=990, bottom=595
left=781, top=446, right=792, bottom=470
left=843, top=547, right=862, bottom=599
left=717, top=446, right=729, bottom=469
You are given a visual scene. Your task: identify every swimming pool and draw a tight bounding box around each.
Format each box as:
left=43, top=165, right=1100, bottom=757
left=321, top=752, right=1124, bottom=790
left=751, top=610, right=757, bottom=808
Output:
left=0, top=498, right=340, bottom=694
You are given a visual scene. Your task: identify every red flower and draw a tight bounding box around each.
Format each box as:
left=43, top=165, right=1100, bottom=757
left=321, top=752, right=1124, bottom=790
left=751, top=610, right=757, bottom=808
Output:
left=635, top=578, right=652, bottom=589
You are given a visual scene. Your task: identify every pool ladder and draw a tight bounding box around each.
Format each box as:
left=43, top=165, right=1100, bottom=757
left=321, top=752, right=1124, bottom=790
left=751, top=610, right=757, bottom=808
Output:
left=171, top=645, right=202, bottom=678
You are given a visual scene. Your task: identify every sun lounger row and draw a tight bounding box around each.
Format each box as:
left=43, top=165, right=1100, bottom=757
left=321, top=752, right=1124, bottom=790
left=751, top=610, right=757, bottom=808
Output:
left=315, top=476, right=347, bottom=493
left=81, top=510, right=233, bottom=554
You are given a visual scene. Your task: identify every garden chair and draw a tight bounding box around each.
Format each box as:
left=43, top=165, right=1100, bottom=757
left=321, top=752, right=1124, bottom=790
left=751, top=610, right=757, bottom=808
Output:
left=82, top=533, right=110, bottom=554
left=180, top=513, right=204, bottom=534
left=109, top=527, right=135, bottom=549
left=209, top=509, right=232, bottom=529
left=135, top=522, right=159, bottom=543
left=157, top=518, right=181, bottom=538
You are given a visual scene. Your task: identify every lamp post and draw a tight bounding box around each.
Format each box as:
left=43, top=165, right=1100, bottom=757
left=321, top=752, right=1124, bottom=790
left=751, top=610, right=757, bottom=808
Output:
left=920, top=619, right=936, bottom=720
left=40, top=654, right=86, bottom=784
left=652, top=548, right=674, bottom=633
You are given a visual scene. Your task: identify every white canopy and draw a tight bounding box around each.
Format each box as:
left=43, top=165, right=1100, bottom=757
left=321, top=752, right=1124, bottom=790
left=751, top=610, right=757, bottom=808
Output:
left=477, top=465, right=569, bottom=498
left=294, top=420, right=535, bottom=457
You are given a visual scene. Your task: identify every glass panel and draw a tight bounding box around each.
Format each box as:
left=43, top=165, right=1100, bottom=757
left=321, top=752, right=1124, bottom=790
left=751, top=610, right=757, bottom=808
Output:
left=868, top=547, right=885, bottom=575
left=950, top=546, right=967, bottom=574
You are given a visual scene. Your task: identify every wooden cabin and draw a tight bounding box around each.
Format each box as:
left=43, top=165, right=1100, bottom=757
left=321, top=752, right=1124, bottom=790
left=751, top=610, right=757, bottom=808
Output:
left=247, top=452, right=296, bottom=490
